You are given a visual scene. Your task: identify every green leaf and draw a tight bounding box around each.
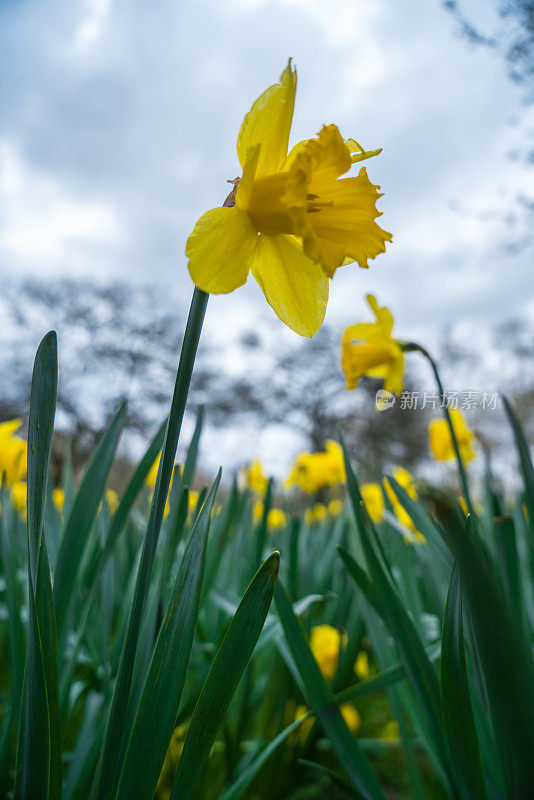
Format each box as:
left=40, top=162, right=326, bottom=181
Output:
left=14, top=331, right=59, bottom=800
left=94, top=288, right=208, bottom=800
left=181, top=405, right=204, bottom=488
left=434, top=499, right=534, bottom=797
left=116, top=473, right=220, bottom=800
left=216, top=655, right=415, bottom=800
left=440, top=565, right=488, bottom=800
left=14, top=574, right=50, bottom=800
left=340, top=442, right=453, bottom=788
left=501, top=393, right=534, bottom=527
left=169, top=551, right=280, bottom=800
left=299, top=759, right=364, bottom=800
left=0, top=491, right=26, bottom=793
left=275, top=579, right=385, bottom=800
left=53, top=402, right=127, bottom=638
left=384, top=475, right=451, bottom=570
left=101, top=417, right=167, bottom=569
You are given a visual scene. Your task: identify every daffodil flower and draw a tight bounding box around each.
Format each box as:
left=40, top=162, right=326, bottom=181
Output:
left=429, top=408, right=476, bottom=464
left=341, top=294, right=404, bottom=394
left=187, top=61, right=391, bottom=337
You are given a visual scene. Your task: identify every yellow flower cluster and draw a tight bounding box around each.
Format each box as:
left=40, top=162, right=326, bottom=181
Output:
left=286, top=440, right=345, bottom=494
left=429, top=409, right=475, bottom=465
left=341, top=295, right=404, bottom=395
left=0, top=420, right=27, bottom=488
left=187, top=61, right=391, bottom=337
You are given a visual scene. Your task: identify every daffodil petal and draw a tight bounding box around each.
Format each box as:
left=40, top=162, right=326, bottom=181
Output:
left=186, top=206, right=258, bottom=294
left=305, top=167, right=392, bottom=277
left=250, top=234, right=328, bottom=337
left=237, top=60, right=297, bottom=177
left=367, top=294, right=394, bottom=336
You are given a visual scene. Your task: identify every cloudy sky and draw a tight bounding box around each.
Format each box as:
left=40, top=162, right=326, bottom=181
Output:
left=1, top=0, right=532, bottom=343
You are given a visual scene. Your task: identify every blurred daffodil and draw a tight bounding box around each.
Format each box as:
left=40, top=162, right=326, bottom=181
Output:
left=11, top=481, right=27, bottom=517
left=429, top=409, right=475, bottom=465
left=0, top=419, right=27, bottom=488
left=267, top=507, right=287, bottom=530
left=187, top=61, right=391, bottom=337
left=253, top=501, right=287, bottom=531
left=304, top=503, right=328, bottom=525
left=309, top=624, right=346, bottom=680
left=286, top=440, right=345, bottom=494
left=157, top=725, right=186, bottom=800
left=53, top=487, right=65, bottom=513
left=360, top=482, right=385, bottom=523
left=242, top=459, right=268, bottom=495
left=380, top=719, right=400, bottom=743
left=341, top=295, right=404, bottom=394
left=354, top=650, right=371, bottom=681
left=384, top=467, right=425, bottom=544
left=328, top=498, right=344, bottom=516
left=294, top=701, right=359, bottom=744
left=105, top=488, right=119, bottom=515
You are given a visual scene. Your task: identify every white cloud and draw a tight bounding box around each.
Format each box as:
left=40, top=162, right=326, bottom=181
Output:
left=72, top=0, right=112, bottom=52
left=0, top=140, right=122, bottom=275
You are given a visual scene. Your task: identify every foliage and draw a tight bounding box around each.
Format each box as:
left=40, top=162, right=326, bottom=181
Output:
left=1, top=327, right=534, bottom=800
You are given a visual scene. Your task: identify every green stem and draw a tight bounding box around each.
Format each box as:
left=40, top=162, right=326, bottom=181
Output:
left=403, top=342, right=474, bottom=518
left=94, top=287, right=208, bottom=800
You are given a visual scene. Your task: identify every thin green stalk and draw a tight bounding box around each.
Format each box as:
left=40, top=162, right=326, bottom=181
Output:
left=403, top=342, right=474, bottom=517
left=94, top=287, right=208, bottom=800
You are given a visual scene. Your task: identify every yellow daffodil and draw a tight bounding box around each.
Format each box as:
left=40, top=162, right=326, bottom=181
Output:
left=146, top=452, right=179, bottom=518
left=242, top=459, right=268, bottom=495
left=380, top=720, right=400, bottom=743
left=361, top=482, right=385, bottom=523
left=0, top=419, right=27, bottom=488
left=294, top=705, right=314, bottom=743
left=304, top=502, right=328, bottom=525
left=294, top=701, right=359, bottom=743
left=11, top=481, right=27, bottom=517
left=267, top=507, right=287, bottom=530
left=105, top=488, right=119, bottom=515
left=253, top=501, right=287, bottom=530
left=383, top=467, right=425, bottom=544
left=309, top=624, right=346, bottom=680
left=340, top=703, right=361, bottom=735
left=146, top=453, right=180, bottom=491
left=328, top=498, right=344, bottom=516
left=252, top=500, right=264, bottom=524
left=187, top=61, right=391, bottom=337
left=286, top=440, right=345, bottom=494
left=341, top=295, right=404, bottom=394
left=188, top=490, right=199, bottom=513
left=157, top=725, right=186, bottom=800
left=429, top=409, right=475, bottom=464
left=52, top=487, right=65, bottom=513
left=354, top=650, right=371, bottom=681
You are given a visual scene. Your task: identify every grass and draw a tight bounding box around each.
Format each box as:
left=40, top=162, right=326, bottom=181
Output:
left=1, top=312, right=534, bottom=800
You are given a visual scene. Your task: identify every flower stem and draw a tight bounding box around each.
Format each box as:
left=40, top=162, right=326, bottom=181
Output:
left=402, top=341, right=474, bottom=518
left=94, top=286, right=208, bottom=800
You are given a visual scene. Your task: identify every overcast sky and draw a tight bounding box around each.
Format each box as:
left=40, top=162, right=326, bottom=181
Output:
left=1, top=0, right=533, bottom=343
